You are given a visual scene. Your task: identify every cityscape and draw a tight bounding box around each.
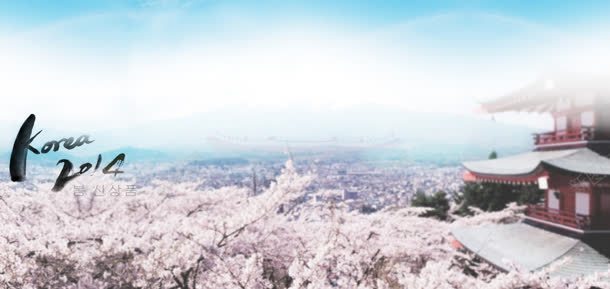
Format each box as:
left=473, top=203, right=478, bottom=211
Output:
left=0, top=153, right=465, bottom=212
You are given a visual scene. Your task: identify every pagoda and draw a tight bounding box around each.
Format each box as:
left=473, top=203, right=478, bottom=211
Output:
left=452, top=76, right=610, bottom=276
left=463, top=76, right=610, bottom=233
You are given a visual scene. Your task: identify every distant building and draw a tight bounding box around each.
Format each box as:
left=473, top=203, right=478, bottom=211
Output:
left=342, top=190, right=359, bottom=200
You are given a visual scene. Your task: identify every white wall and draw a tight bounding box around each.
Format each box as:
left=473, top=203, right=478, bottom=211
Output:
left=575, top=192, right=590, bottom=215
left=548, top=190, right=560, bottom=210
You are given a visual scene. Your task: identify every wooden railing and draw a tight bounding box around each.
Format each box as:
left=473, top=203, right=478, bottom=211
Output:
left=533, top=126, right=594, bottom=146
left=526, top=205, right=591, bottom=230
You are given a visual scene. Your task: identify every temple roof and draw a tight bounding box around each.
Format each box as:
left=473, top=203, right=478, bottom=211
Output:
left=481, top=75, right=610, bottom=113
left=451, top=222, right=609, bottom=277
left=463, top=148, right=610, bottom=176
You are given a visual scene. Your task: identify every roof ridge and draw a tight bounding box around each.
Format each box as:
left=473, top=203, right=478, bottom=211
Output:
left=545, top=148, right=583, bottom=160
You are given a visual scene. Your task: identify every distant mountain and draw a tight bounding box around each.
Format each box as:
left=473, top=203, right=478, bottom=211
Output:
left=0, top=149, right=77, bottom=166
left=97, top=147, right=169, bottom=163
left=0, top=106, right=537, bottom=165
left=91, top=105, right=534, bottom=149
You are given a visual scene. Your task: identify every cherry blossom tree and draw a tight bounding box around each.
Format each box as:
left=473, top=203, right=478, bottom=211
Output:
left=0, top=160, right=608, bottom=288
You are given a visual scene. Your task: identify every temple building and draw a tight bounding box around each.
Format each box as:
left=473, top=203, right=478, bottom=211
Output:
left=453, top=76, right=610, bottom=277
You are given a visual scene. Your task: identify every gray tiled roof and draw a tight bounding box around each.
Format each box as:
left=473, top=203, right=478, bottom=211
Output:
left=451, top=222, right=610, bottom=278
left=552, top=242, right=610, bottom=278
left=463, top=148, right=610, bottom=176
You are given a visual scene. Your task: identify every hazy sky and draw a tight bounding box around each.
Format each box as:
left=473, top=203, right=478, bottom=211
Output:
left=2, top=1, right=610, bottom=132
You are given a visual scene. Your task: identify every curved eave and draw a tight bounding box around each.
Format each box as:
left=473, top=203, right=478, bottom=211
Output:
left=540, top=161, right=610, bottom=179
left=480, top=82, right=560, bottom=113
left=481, top=76, right=610, bottom=113
left=481, top=101, right=556, bottom=113
left=463, top=166, right=546, bottom=183
left=462, top=148, right=610, bottom=182
left=541, top=149, right=610, bottom=176
left=462, top=162, right=542, bottom=177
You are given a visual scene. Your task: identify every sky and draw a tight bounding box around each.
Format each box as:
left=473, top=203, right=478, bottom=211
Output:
left=2, top=0, right=610, bottom=135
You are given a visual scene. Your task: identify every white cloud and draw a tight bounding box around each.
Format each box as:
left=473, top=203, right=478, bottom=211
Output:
left=1, top=10, right=610, bottom=131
